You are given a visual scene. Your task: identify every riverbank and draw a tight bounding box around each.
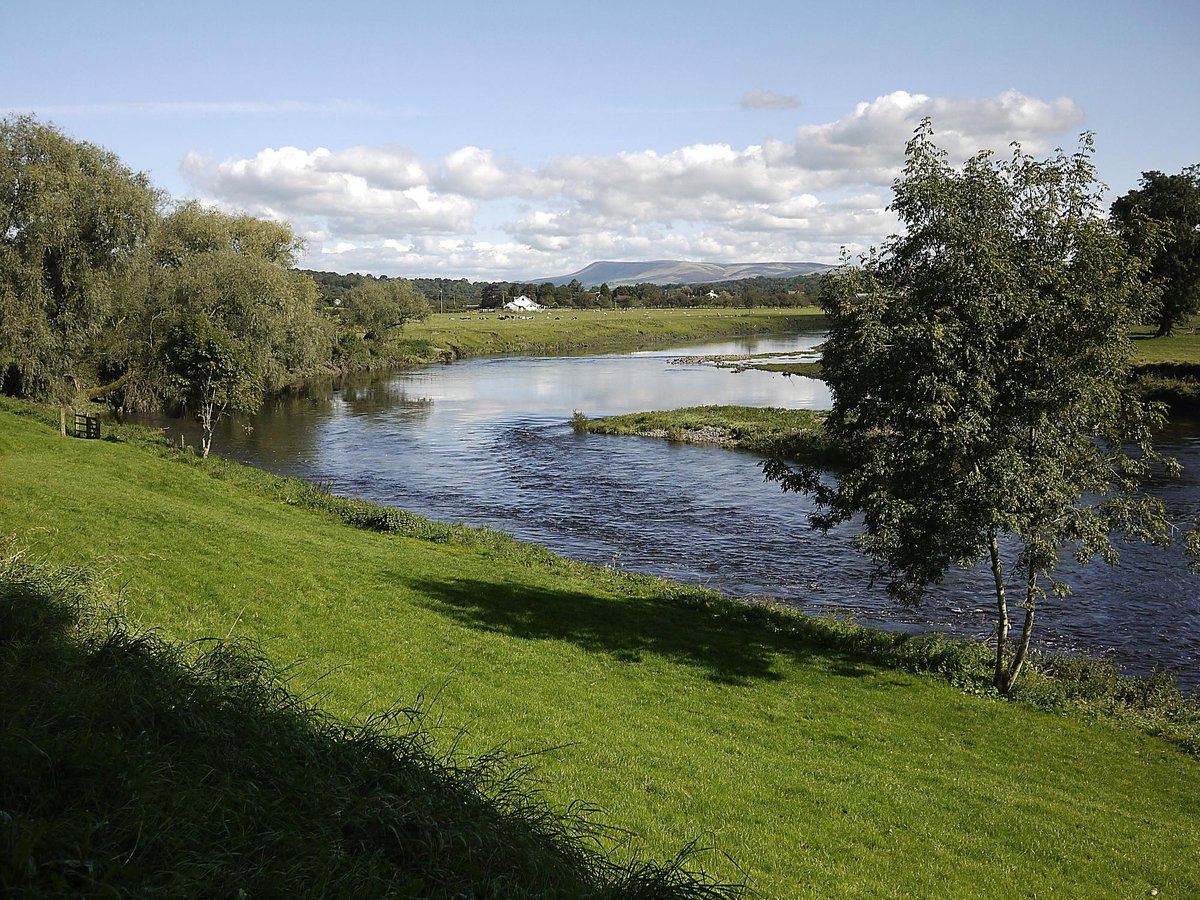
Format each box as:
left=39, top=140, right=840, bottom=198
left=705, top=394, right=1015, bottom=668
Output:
left=1, top=545, right=727, bottom=898
left=394, top=306, right=826, bottom=363
left=2, top=399, right=1198, bottom=896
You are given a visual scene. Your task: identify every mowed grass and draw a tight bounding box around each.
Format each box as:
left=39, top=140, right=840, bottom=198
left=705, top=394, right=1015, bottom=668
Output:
left=1132, top=318, right=1200, bottom=365
left=2, top=408, right=1198, bottom=897
left=402, top=307, right=825, bottom=359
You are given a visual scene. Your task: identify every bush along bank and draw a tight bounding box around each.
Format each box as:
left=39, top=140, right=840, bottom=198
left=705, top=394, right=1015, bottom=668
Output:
left=1134, top=361, right=1200, bottom=412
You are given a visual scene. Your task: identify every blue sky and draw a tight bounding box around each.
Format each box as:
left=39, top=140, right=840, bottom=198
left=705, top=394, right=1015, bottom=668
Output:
left=4, top=0, right=1198, bottom=279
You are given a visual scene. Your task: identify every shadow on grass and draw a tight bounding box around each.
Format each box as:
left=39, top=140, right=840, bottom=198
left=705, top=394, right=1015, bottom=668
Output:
left=407, top=573, right=889, bottom=687
left=1, top=557, right=743, bottom=898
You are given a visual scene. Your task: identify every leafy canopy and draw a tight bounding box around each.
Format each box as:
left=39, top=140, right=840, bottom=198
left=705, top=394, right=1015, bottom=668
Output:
left=0, top=115, right=159, bottom=398
left=149, top=204, right=330, bottom=455
left=765, top=121, right=1180, bottom=691
left=1111, top=165, right=1200, bottom=336
left=341, top=277, right=431, bottom=341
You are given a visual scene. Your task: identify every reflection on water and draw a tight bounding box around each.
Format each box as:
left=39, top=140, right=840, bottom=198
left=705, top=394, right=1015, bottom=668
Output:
left=147, top=333, right=1199, bottom=692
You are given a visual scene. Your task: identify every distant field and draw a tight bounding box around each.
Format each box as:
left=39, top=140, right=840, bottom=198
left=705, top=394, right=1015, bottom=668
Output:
left=1132, top=324, right=1200, bottom=365
left=400, top=306, right=825, bottom=360
left=2, top=405, right=1198, bottom=897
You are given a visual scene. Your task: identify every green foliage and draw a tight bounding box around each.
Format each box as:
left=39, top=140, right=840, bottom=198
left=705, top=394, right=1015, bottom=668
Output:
left=304, top=271, right=481, bottom=311
left=144, top=205, right=330, bottom=455
left=341, top=276, right=431, bottom=342
left=1112, top=165, right=1200, bottom=336
left=0, top=120, right=333, bottom=457
left=0, top=115, right=159, bottom=399
left=766, top=121, right=1185, bottom=693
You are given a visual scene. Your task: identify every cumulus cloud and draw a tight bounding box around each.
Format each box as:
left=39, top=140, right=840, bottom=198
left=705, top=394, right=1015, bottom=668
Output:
left=182, top=146, right=474, bottom=236
left=741, top=90, right=800, bottom=111
left=179, top=89, right=1084, bottom=279
left=436, top=147, right=554, bottom=200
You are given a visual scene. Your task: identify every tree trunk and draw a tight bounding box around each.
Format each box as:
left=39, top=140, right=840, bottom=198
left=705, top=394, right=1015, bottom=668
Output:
left=201, top=415, right=212, bottom=457
left=200, top=398, right=214, bottom=458
left=989, top=532, right=1009, bottom=691
left=996, top=554, right=1038, bottom=695
left=83, top=370, right=131, bottom=400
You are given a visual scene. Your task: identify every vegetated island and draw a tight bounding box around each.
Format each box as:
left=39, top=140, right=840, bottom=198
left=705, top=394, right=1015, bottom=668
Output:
left=574, top=405, right=833, bottom=468
left=3, top=397, right=1199, bottom=897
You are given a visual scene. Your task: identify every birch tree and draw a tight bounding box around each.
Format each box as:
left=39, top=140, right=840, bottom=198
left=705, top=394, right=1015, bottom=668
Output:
left=765, top=121, right=1185, bottom=694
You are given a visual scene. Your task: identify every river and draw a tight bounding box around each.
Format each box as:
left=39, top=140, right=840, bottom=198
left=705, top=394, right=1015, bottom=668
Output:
left=154, top=333, right=1200, bottom=692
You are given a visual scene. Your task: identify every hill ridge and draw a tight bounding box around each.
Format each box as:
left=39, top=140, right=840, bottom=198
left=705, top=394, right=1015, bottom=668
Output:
left=535, top=259, right=831, bottom=288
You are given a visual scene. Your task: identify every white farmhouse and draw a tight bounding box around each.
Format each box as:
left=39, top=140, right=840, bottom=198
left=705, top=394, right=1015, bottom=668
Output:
left=503, top=296, right=545, bottom=312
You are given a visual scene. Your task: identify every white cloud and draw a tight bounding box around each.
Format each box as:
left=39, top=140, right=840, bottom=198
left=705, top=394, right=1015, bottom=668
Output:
left=741, top=90, right=800, bottom=111
left=179, top=89, right=1085, bottom=279
left=182, top=147, right=475, bottom=236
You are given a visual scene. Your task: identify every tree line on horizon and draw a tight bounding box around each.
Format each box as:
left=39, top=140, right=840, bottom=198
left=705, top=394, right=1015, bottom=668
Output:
left=303, top=269, right=825, bottom=311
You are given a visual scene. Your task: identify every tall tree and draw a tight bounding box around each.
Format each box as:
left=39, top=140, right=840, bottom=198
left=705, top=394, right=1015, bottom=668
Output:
left=765, top=121, right=1184, bottom=694
left=479, top=283, right=504, bottom=309
left=341, top=278, right=431, bottom=341
left=150, top=204, right=329, bottom=456
left=0, top=115, right=159, bottom=399
left=1111, top=165, right=1200, bottom=336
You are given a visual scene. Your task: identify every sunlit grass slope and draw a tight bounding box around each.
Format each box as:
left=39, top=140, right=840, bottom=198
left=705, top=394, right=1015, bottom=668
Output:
left=1, top=551, right=734, bottom=897
left=1, top=407, right=1197, bottom=897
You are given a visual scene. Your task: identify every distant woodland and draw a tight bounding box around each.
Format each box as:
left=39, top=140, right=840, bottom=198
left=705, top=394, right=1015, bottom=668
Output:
left=303, top=269, right=824, bottom=311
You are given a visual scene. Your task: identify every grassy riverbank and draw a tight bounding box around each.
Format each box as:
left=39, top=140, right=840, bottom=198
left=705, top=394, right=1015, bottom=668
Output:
left=396, top=307, right=825, bottom=362
left=1, top=548, right=729, bottom=898
left=2, top=403, right=1199, bottom=897
left=1128, top=323, right=1200, bottom=410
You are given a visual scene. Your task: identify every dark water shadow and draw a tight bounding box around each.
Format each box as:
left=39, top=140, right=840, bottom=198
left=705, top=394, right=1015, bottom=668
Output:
left=406, top=574, right=891, bottom=687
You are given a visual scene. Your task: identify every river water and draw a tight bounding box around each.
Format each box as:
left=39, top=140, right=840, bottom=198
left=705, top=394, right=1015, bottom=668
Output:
left=162, top=333, right=1200, bottom=692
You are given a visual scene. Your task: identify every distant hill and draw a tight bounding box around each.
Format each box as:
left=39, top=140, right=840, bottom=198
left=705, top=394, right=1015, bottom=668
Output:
left=536, top=260, right=832, bottom=288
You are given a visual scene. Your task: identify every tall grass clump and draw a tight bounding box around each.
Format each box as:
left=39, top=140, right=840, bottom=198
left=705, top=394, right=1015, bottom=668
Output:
left=0, top=544, right=741, bottom=898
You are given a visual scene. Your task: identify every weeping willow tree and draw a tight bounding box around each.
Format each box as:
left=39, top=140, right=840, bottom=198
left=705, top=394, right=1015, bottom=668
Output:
left=0, top=115, right=159, bottom=405
left=1, top=117, right=331, bottom=454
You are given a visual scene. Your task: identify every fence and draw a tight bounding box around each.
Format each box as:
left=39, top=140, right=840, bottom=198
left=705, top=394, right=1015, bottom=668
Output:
left=73, top=412, right=100, bottom=440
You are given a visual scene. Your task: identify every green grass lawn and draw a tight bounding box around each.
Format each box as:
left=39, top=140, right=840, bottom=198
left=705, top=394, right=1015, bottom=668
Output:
left=2, top=407, right=1198, bottom=897
left=1132, top=318, right=1200, bottom=365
